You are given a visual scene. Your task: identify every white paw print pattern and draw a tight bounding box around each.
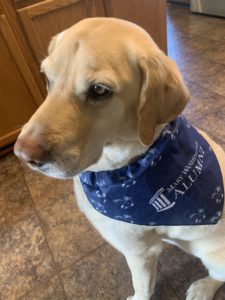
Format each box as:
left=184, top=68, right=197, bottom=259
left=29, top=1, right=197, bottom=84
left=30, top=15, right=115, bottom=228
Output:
left=96, top=190, right=106, bottom=199
left=90, top=199, right=107, bottom=214
left=190, top=208, right=206, bottom=224
left=96, top=177, right=107, bottom=187
left=141, top=148, right=162, bottom=167
left=122, top=180, right=136, bottom=189
left=210, top=211, right=222, bottom=223
left=211, top=186, right=224, bottom=204
left=113, top=196, right=135, bottom=209
left=162, top=127, right=179, bottom=140
left=150, top=149, right=162, bottom=166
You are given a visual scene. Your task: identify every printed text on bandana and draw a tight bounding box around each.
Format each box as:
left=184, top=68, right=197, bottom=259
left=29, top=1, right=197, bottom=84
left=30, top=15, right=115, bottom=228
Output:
left=149, top=142, right=205, bottom=212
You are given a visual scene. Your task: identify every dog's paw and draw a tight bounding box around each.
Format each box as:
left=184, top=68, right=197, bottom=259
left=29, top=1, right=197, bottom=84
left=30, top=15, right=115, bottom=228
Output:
left=186, top=277, right=221, bottom=300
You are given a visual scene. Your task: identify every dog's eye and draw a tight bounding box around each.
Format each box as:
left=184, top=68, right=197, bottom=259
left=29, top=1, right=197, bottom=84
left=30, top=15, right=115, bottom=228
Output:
left=88, top=83, right=113, bottom=100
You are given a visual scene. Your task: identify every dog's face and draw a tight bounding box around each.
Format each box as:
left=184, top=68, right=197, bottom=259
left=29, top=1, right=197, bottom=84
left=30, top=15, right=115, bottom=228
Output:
left=14, top=18, right=189, bottom=179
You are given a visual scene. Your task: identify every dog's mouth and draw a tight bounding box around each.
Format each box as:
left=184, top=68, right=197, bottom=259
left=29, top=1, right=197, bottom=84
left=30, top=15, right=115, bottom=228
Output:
left=27, top=160, right=45, bottom=169
left=23, top=154, right=80, bottom=179
left=26, top=151, right=103, bottom=179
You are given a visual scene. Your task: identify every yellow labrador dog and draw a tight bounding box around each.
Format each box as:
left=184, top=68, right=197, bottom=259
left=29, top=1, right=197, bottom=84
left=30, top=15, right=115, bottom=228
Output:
left=14, top=18, right=225, bottom=300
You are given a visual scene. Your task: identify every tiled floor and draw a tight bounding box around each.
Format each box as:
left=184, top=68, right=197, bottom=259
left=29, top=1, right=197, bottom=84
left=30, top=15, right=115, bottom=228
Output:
left=1, top=4, right=225, bottom=300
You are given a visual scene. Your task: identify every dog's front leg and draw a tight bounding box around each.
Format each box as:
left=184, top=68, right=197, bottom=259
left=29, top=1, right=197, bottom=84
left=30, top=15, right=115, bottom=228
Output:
left=125, top=243, right=163, bottom=300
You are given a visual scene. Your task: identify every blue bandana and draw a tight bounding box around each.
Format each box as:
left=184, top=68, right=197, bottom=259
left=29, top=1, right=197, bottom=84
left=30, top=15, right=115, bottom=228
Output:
left=80, top=116, right=224, bottom=226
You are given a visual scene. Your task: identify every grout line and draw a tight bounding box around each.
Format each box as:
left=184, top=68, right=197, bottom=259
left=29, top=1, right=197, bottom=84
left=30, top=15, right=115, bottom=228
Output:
left=57, top=242, right=107, bottom=274
left=16, top=275, right=67, bottom=300
left=17, top=161, right=69, bottom=298
left=16, top=161, right=108, bottom=298
left=157, top=263, right=181, bottom=299
left=35, top=196, right=106, bottom=297
left=17, top=161, right=38, bottom=212
left=19, top=162, right=73, bottom=212
left=158, top=264, right=181, bottom=300
left=0, top=160, right=68, bottom=299
left=35, top=208, right=69, bottom=300
left=0, top=159, right=38, bottom=233
left=0, top=211, right=38, bottom=236
left=35, top=188, right=73, bottom=212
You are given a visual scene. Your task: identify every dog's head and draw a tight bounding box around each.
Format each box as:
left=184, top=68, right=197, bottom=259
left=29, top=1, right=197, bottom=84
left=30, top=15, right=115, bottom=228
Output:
left=14, top=18, right=189, bottom=178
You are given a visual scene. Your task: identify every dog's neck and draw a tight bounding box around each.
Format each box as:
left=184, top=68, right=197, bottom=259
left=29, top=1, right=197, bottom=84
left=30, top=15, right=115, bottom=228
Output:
left=87, top=123, right=166, bottom=172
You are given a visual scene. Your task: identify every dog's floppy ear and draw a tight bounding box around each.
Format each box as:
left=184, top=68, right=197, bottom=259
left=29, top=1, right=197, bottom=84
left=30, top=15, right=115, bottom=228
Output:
left=137, top=50, right=189, bottom=146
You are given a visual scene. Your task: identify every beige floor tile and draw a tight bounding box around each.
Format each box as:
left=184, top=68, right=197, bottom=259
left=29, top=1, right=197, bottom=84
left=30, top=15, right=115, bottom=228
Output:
left=158, top=244, right=208, bottom=299
left=183, top=80, right=225, bottom=122
left=179, top=55, right=224, bottom=85
left=202, top=43, right=225, bottom=65
left=0, top=214, right=56, bottom=300
left=61, top=244, right=178, bottom=300
left=0, top=154, right=34, bottom=230
left=39, top=193, right=105, bottom=270
left=21, top=162, right=73, bottom=210
left=18, top=276, right=66, bottom=300
left=201, top=68, right=225, bottom=97
left=192, top=106, right=225, bottom=143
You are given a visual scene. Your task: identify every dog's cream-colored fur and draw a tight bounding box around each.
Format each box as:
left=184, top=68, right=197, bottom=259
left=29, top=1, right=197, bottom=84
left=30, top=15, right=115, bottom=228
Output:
left=16, top=18, right=225, bottom=299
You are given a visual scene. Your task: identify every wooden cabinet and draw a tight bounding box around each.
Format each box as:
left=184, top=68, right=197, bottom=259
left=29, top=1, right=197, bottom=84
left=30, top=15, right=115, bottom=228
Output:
left=18, top=0, right=105, bottom=61
left=105, top=0, right=167, bottom=53
left=0, top=14, right=41, bottom=151
left=18, top=0, right=166, bottom=63
left=0, top=0, right=167, bottom=153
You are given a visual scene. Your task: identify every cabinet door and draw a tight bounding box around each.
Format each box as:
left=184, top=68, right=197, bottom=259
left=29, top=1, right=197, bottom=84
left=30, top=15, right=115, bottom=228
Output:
left=104, top=0, right=167, bottom=53
left=0, top=15, right=41, bottom=149
left=18, top=0, right=106, bottom=61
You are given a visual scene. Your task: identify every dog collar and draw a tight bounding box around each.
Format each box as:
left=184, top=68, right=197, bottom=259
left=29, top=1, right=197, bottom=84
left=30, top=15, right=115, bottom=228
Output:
left=80, top=116, right=224, bottom=226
